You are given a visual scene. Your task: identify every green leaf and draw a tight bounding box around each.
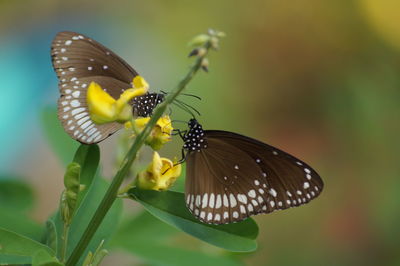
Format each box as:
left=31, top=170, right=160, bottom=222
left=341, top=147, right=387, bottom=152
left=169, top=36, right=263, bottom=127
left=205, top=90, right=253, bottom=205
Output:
left=129, top=189, right=258, bottom=252
left=32, top=250, right=63, bottom=266
left=41, top=107, right=79, bottom=165
left=0, top=228, right=54, bottom=264
left=0, top=177, right=35, bottom=212
left=111, top=211, right=242, bottom=266
left=0, top=178, right=42, bottom=241
left=110, top=211, right=178, bottom=246
left=50, top=144, right=101, bottom=259
left=0, top=254, right=31, bottom=265
left=0, top=207, right=43, bottom=241
left=72, top=144, right=100, bottom=204
left=65, top=177, right=122, bottom=264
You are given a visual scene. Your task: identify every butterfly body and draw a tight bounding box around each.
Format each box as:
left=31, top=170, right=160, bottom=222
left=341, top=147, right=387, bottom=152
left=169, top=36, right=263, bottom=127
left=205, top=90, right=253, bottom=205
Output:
left=51, top=31, right=163, bottom=144
left=132, top=93, right=164, bottom=117
left=183, top=119, right=324, bottom=224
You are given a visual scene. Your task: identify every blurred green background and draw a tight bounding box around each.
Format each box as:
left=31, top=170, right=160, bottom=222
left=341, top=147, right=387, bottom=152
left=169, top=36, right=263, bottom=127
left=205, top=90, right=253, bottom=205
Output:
left=1, top=0, right=400, bottom=265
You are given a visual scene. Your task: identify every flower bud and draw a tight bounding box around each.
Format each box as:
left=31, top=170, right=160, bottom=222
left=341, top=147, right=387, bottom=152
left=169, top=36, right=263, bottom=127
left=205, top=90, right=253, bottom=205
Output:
left=61, top=162, right=81, bottom=225
left=188, top=34, right=211, bottom=47
left=201, top=58, right=209, bottom=72
left=188, top=47, right=207, bottom=58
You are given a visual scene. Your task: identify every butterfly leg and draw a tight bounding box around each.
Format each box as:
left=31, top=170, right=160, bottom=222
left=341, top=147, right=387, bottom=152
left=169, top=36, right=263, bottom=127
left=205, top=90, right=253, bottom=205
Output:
left=162, top=148, right=186, bottom=175
left=175, top=148, right=187, bottom=165
left=171, top=129, right=187, bottom=137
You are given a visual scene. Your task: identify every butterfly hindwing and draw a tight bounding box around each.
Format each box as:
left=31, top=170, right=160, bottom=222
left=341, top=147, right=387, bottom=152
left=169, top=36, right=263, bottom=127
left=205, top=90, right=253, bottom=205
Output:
left=51, top=31, right=139, bottom=144
left=57, top=76, right=132, bottom=143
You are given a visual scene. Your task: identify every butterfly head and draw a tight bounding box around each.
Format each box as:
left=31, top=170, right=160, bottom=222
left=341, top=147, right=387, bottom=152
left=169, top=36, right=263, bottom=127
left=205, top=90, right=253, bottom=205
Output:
left=132, top=93, right=164, bottom=117
left=183, top=119, right=207, bottom=152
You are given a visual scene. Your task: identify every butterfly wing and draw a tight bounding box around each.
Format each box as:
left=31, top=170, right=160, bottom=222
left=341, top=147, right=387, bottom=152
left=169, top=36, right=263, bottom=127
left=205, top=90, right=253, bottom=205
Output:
left=185, top=130, right=323, bottom=224
left=51, top=31, right=139, bottom=143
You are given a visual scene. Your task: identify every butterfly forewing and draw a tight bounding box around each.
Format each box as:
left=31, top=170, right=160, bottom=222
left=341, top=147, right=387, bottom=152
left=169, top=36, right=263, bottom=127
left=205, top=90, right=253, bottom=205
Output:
left=184, top=127, right=323, bottom=225
left=52, top=31, right=139, bottom=144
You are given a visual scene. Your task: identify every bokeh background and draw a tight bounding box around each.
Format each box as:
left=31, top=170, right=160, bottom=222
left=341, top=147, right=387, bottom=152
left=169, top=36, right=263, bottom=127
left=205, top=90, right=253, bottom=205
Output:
left=1, top=0, right=400, bottom=265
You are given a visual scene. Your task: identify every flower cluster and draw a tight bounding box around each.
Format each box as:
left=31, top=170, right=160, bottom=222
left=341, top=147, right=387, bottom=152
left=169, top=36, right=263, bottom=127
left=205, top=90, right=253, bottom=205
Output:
left=86, top=75, right=180, bottom=190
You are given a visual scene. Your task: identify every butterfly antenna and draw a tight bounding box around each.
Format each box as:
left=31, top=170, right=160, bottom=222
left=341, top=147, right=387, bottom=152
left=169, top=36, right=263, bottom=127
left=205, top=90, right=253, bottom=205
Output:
left=172, top=101, right=197, bottom=118
left=179, top=93, right=202, bottom=101
left=161, top=90, right=201, bottom=101
left=161, top=89, right=201, bottom=117
left=174, top=98, right=201, bottom=116
left=172, top=120, right=187, bottom=124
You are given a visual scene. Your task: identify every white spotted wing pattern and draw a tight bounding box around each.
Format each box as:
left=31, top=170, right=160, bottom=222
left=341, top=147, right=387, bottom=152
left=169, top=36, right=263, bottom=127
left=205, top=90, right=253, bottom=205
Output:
left=184, top=120, right=324, bottom=225
left=51, top=31, right=139, bottom=144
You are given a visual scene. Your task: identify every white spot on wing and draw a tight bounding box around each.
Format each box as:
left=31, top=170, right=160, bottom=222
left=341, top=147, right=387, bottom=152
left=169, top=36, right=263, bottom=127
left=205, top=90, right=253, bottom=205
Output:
left=70, top=100, right=80, bottom=107
left=196, top=195, right=201, bottom=207
left=223, top=194, right=229, bottom=207
left=248, top=190, right=256, bottom=198
left=268, top=188, right=277, bottom=197
left=209, top=193, right=215, bottom=208
left=229, top=194, right=237, bottom=207
left=215, top=194, right=222, bottom=208
left=202, top=193, right=208, bottom=208
left=237, top=194, right=247, bottom=204
left=223, top=212, right=229, bottom=219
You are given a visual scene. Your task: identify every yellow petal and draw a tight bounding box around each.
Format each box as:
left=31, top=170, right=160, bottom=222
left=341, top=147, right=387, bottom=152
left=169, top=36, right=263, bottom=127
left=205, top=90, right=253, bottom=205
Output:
left=134, top=117, right=150, bottom=129
left=136, top=152, right=181, bottom=191
left=133, top=76, right=149, bottom=90
left=87, top=82, right=117, bottom=124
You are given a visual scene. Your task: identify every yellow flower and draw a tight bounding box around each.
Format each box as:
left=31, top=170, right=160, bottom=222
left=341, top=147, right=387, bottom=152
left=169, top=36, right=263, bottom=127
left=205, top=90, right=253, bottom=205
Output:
left=136, top=152, right=181, bottom=191
left=87, top=76, right=149, bottom=124
left=134, top=115, right=173, bottom=150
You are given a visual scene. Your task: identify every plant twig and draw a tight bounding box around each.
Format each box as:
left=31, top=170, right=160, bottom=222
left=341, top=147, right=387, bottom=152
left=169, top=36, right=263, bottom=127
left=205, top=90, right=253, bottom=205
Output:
left=66, top=39, right=214, bottom=266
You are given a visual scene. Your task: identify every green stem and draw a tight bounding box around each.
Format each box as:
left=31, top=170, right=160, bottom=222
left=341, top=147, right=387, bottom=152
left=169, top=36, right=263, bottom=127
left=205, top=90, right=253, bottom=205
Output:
left=66, top=42, right=212, bottom=266
left=61, top=224, right=69, bottom=263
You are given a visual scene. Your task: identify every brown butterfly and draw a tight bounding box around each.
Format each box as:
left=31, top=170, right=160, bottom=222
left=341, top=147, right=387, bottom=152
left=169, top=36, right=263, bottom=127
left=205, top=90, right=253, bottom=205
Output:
left=182, top=119, right=324, bottom=224
left=51, top=31, right=164, bottom=144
